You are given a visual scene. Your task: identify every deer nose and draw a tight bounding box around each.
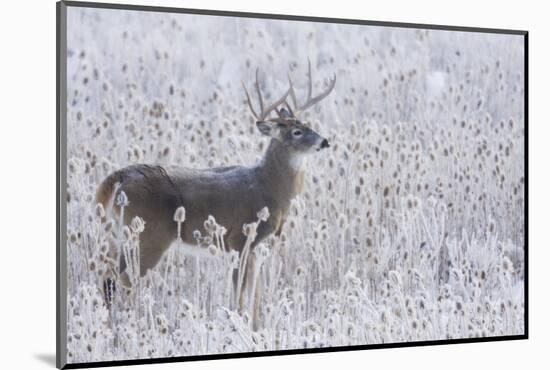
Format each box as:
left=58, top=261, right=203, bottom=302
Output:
left=321, top=139, right=330, bottom=149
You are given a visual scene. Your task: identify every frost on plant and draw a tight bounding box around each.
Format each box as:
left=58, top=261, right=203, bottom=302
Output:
left=65, top=7, right=525, bottom=363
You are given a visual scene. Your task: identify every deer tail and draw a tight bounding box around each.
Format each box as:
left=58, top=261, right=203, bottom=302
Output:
left=95, top=171, right=123, bottom=214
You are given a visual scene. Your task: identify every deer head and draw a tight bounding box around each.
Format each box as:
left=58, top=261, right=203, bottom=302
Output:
left=243, top=61, right=336, bottom=157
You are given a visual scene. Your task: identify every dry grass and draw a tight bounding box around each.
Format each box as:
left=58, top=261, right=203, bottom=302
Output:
left=65, top=8, right=525, bottom=363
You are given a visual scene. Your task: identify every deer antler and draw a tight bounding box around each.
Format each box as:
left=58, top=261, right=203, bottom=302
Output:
left=288, top=59, right=336, bottom=116
left=243, top=68, right=290, bottom=122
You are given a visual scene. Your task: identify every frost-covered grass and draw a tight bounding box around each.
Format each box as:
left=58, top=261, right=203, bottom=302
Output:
left=65, top=7, right=525, bottom=364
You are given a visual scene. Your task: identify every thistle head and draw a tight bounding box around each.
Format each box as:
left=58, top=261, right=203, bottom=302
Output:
left=173, top=206, right=186, bottom=223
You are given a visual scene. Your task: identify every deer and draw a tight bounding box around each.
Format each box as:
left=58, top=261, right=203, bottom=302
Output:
left=95, top=62, right=336, bottom=328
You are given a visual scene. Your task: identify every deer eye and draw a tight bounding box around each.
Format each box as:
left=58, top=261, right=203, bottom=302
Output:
left=292, top=129, right=303, bottom=137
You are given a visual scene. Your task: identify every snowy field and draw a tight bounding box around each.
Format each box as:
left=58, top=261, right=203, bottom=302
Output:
left=65, top=7, right=525, bottom=363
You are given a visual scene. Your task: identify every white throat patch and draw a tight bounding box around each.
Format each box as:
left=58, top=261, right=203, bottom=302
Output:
left=289, top=153, right=308, bottom=171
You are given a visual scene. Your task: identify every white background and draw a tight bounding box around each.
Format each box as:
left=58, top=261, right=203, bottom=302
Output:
left=0, top=0, right=545, bottom=369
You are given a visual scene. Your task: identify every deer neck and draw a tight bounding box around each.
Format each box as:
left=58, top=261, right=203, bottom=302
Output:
left=257, top=139, right=306, bottom=203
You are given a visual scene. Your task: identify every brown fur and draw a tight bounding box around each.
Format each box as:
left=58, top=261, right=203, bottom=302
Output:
left=96, top=139, right=310, bottom=278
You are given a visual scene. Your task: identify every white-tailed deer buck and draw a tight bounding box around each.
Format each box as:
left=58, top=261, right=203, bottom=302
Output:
left=96, top=62, right=335, bottom=325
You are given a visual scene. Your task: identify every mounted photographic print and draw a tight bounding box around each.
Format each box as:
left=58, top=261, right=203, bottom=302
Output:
left=56, top=1, right=528, bottom=368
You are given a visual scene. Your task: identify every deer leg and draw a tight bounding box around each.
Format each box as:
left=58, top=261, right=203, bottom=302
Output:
left=102, top=220, right=174, bottom=308
left=137, top=222, right=175, bottom=278
left=100, top=236, right=132, bottom=308
left=231, top=258, right=252, bottom=314
left=102, top=275, right=116, bottom=309
left=118, top=252, right=132, bottom=288
left=228, top=232, right=247, bottom=311
left=237, top=253, right=263, bottom=330
left=252, top=268, right=263, bottom=331
left=228, top=232, right=264, bottom=329
left=100, top=236, right=121, bottom=308
left=231, top=269, right=240, bottom=310
left=232, top=266, right=248, bottom=313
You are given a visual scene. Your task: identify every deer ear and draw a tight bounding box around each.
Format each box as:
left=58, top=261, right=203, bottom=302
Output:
left=278, top=107, right=293, bottom=119
left=256, top=121, right=282, bottom=139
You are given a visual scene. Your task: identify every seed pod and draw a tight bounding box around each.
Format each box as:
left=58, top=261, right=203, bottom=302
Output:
left=116, top=191, right=129, bottom=207
left=95, top=203, right=105, bottom=219
left=257, top=207, right=270, bottom=222
left=130, top=216, right=145, bottom=233
left=173, top=206, right=186, bottom=223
